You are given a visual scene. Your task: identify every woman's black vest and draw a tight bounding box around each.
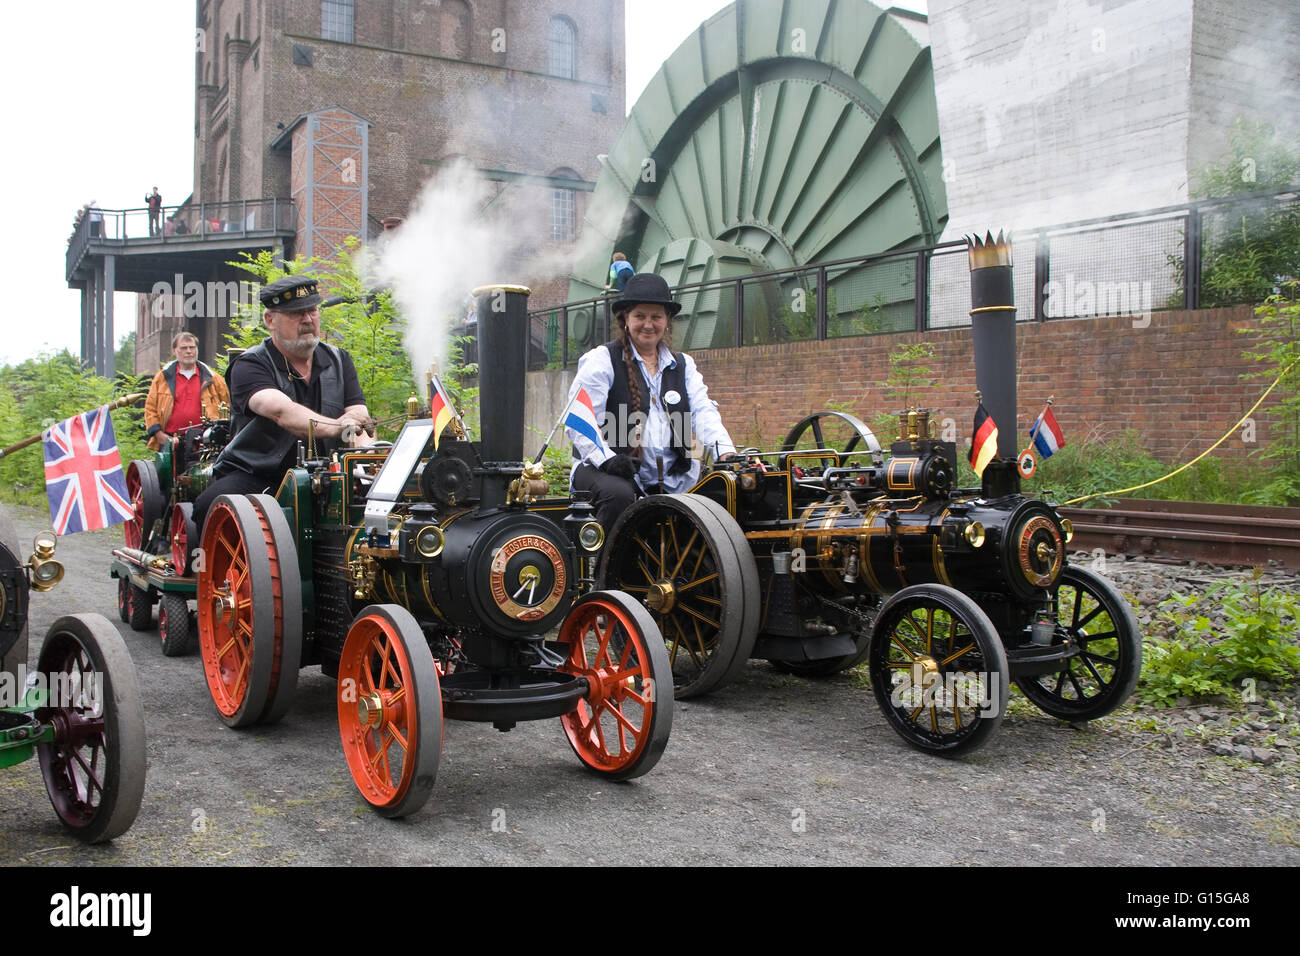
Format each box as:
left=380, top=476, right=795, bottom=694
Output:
left=601, top=341, right=692, bottom=475
left=216, top=340, right=346, bottom=478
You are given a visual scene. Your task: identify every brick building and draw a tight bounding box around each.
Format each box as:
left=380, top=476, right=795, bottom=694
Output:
left=138, top=0, right=625, bottom=370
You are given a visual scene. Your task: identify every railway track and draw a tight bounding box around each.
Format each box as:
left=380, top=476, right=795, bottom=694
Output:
left=1057, top=498, right=1300, bottom=571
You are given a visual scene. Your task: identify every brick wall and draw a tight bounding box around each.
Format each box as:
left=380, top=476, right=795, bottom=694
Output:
left=685, top=305, right=1280, bottom=466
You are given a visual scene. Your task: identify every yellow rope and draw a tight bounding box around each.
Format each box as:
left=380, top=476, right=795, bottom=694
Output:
left=1061, top=359, right=1297, bottom=506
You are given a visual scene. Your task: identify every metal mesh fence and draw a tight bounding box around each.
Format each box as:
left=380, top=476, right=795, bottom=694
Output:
left=827, top=255, right=917, bottom=336
left=1040, top=216, right=1184, bottom=319
left=528, top=188, right=1299, bottom=367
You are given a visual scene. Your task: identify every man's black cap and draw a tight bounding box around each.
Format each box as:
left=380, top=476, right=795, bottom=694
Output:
left=612, top=273, right=682, bottom=317
left=260, top=275, right=324, bottom=311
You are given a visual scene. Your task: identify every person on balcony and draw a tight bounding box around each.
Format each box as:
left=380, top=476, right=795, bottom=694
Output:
left=145, top=187, right=163, bottom=236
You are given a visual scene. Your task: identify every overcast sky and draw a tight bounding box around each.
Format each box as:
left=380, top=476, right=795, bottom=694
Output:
left=0, top=0, right=923, bottom=366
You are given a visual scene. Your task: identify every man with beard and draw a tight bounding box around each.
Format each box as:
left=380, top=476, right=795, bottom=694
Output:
left=192, top=275, right=374, bottom=531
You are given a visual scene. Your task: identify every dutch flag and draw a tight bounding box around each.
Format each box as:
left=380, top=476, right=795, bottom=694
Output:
left=1029, top=407, right=1067, bottom=459
left=565, top=388, right=609, bottom=455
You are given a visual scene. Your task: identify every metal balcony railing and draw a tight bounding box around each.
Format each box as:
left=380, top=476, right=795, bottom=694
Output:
left=66, top=198, right=297, bottom=279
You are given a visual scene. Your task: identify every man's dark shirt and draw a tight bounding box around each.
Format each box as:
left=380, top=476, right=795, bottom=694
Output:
left=229, top=338, right=364, bottom=476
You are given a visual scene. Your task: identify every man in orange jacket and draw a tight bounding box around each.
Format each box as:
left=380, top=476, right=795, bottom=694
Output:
left=144, top=331, right=230, bottom=451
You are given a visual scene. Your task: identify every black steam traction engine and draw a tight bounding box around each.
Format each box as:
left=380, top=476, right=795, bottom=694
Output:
left=0, top=506, right=145, bottom=842
left=191, top=285, right=671, bottom=818
left=598, top=235, right=1141, bottom=755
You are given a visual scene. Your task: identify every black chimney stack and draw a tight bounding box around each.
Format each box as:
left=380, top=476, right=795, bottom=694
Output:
left=472, top=284, right=530, bottom=506
left=968, top=231, right=1020, bottom=498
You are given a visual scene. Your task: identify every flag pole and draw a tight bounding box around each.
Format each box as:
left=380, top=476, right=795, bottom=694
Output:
left=532, top=392, right=581, bottom=464
left=1026, top=394, right=1054, bottom=452
left=429, top=370, right=470, bottom=441
left=0, top=393, right=145, bottom=461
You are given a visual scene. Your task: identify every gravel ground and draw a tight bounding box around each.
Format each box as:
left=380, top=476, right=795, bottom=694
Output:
left=1, top=504, right=1297, bottom=866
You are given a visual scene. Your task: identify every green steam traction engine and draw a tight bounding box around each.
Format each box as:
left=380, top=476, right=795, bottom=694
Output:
left=597, top=234, right=1142, bottom=755
left=111, top=407, right=235, bottom=655
left=190, top=285, right=672, bottom=819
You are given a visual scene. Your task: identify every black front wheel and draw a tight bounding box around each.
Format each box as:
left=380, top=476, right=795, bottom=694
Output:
left=868, top=584, right=1008, bottom=756
left=1015, top=565, right=1141, bottom=721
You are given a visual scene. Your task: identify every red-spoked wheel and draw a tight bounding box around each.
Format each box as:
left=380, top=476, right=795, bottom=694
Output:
left=558, top=590, right=673, bottom=780
left=338, top=605, right=442, bottom=819
left=116, top=576, right=131, bottom=623
left=170, top=502, right=198, bottom=575
left=245, top=495, right=302, bottom=725
left=35, top=613, right=146, bottom=843
left=124, top=460, right=163, bottom=550
left=196, top=496, right=275, bottom=727
left=125, top=581, right=154, bottom=632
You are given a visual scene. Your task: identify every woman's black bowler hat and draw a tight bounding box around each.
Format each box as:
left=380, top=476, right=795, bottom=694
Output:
left=612, top=273, right=682, bottom=318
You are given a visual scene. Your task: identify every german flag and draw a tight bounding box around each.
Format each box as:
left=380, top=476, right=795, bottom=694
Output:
left=430, top=375, right=456, bottom=450
left=969, top=403, right=998, bottom=478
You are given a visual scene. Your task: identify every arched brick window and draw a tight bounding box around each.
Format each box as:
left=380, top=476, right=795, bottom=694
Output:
left=547, top=16, right=576, bottom=79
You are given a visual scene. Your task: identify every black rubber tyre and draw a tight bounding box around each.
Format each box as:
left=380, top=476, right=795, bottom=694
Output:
left=1015, top=565, right=1142, bottom=721
left=868, top=584, right=1009, bottom=756
left=36, top=613, right=146, bottom=843
left=158, top=591, right=196, bottom=657
left=126, top=582, right=154, bottom=632
left=246, top=495, right=303, bottom=725
left=0, top=505, right=28, bottom=675
left=116, top=576, right=131, bottom=623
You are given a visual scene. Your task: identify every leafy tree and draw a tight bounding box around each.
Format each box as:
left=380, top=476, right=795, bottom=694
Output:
left=225, top=239, right=418, bottom=438
left=114, top=330, right=136, bottom=378
left=1190, top=120, right=1300, bottom=308
left=0, top=351, right=149, bottom=507
left=1242, top=280, right=1300, bottom=503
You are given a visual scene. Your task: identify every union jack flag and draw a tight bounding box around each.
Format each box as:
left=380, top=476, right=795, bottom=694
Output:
left=43, top=406, right=133, bottom=534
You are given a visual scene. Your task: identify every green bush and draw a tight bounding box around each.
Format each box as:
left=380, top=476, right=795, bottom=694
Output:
left=1140, top=572, right=1300, bottom=707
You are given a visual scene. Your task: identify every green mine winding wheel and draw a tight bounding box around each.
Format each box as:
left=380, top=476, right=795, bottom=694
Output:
left=570, top=0, right=948, bottom=348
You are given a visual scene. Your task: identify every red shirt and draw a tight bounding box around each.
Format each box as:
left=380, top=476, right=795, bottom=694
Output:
left=165, top=368, right=203, bottom=433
